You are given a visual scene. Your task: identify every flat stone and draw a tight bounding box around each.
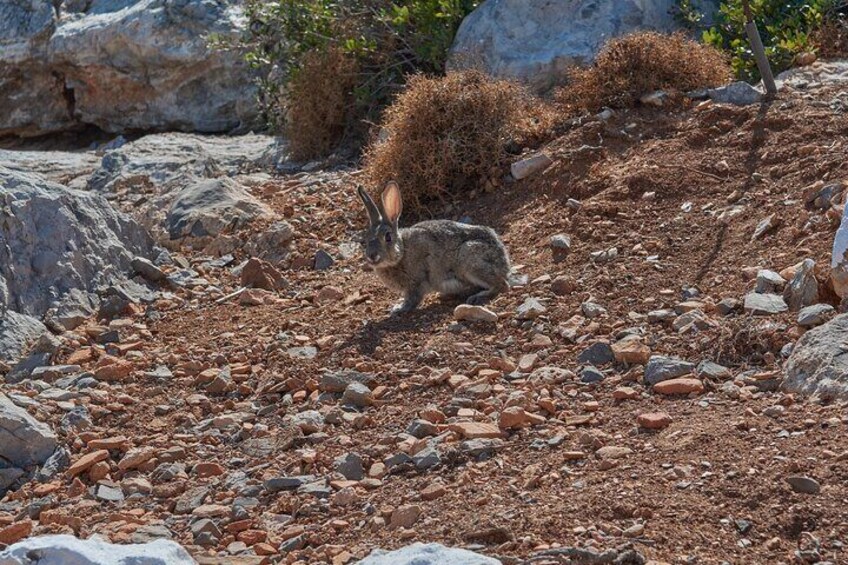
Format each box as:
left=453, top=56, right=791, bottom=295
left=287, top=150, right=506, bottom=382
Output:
left=744, top=293, right=788, bottom=316
left=449, top=422, right=503, bottom=440
left=454, top=304, right=498, bottom=323
left=637, top=412, right=673, bottom=429
left=797, top=303, right=834, bottom=327
left=786, top=475, right=821, bottom=494
left=654, top=378, right=704, bottom=395
left=264, top=476, right=316, bottom=493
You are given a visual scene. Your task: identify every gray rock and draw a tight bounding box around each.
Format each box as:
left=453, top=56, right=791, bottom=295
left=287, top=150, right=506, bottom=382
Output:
left=244, top=221, right=295, bottom=264
left=743, top=293, right=788, bottom=316
left=342, top=382, right=373, bottom=408
left=286, top=346, right=317, bottom=359
left=527, top=366, right=574, bottom=385
left=34, top=447, right=70, bottom=483
left=511, top=153, right=553, bottom=180
left=647, top=309, right=676, bottom=323
left=786, top=475, right=821, bottom=494
left=334, top=453, right=364, bottom=481
left=460, top=439, right=504, bottom=460
left=581, top=301, right=607, bottom=319
left=407, top=419, right=439, bottom=439
left=448, top=0, right=717, bottom=93
left=279, top=534, right=307, bottom=554
left=0, top=311, right=47, bottom=364
left=697, top=361, right=732, bottom=380
left=297, top=480, right=332, bottom=498
left=166, top=178, right=272, bottom=239
left=131, top=257, right=167, bottom=283
left=5, top=332, right=59, bottom=384
left=86, top=132, right=284, bottom=241
left=0, top=167, right=152, bottom=330
left=797, top=303, right=834, bottom=327
left=784, top=258, right=818, bottom=312
left=577, top=342, right=614, bottom=365
left=413, top=447, right=441, bottom=471
left=784, top=313, right=848, bottom=399
left=716, top=298, right=741, bottom=316
left=0, top=467, right=25, bottom=493
left=59, top=406, right=92, bottom=433
left=174, top=486, right=209, bottom=515
left=644, top=356, right=696, bottom=386
left=579, top=365, right=605, bottom=384
left=289, top=410, right=324, bottom=434
left=95, top=482, right=125, bottom=502
left=314, top=250, right=335, bottom=271
left=357, top=542, right=501, bottom=565
left=0, top=393, right=57, bottom=469
left=191, top=518, right=222, bottom=540
left=0, top=534, right=194, bottom=564
left=0, top=0, right=259, bottom=137
left=319, top=371, right=377, bottom=393
left=755, top=270, right=786, bottom=293
left=550, top=234, right=572, bottom=251
left=384, top=453, right=414, bottom=472
left=264, top=475, right=317, bottom=493
left=516, top=298, right=546, bottom=320
left=708, top=81, right=764, bottom=106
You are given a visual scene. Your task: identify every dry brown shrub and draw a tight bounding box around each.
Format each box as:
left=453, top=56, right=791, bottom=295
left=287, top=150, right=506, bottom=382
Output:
left=363, top=70, right=555, bottom=215
left=559, top=32, right=732, bottom=113
left=285, top=47, right=359, bottom=161
left=814, top=16, right=848, bottom=59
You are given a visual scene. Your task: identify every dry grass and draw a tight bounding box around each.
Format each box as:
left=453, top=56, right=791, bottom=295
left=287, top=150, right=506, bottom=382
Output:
left=559, top=32, right=732, bottom=113
left=285, top=47, right=359, bottom=161
left=363, top=70, right=555, bottom=215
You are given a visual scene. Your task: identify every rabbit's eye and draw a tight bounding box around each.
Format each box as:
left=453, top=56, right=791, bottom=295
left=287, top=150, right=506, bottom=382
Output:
left=385, top=232, right=392, bottom=244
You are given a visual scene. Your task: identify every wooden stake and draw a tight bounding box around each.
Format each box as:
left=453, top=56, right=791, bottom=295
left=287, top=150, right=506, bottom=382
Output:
left=742, top=0, right=778, bottom=95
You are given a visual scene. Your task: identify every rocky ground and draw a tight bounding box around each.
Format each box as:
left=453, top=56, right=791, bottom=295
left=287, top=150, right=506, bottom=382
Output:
left=2, top=63, right=848, bottom=565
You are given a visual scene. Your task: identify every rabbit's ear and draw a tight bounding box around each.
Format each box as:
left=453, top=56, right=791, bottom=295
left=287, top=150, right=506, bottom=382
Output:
left=382, top=181, right=403, bottom=225
left=357, top=185, right=382, bottom=225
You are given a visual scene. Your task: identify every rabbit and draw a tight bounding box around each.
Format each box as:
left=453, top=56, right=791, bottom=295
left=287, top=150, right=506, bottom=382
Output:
left=357, top=181, right=522, bottom=314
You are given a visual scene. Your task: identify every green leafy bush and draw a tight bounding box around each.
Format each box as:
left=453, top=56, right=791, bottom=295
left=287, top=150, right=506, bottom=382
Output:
left=230, top=0, right=480, bottom=159
left=677, top=1, right=839, bottom=81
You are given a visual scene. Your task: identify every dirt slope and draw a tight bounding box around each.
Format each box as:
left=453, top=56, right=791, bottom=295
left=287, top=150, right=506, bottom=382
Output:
left=2, top=74, right=848, bottom=565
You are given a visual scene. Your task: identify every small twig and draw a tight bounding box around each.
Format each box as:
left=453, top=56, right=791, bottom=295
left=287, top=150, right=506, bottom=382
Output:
left=215, top=287, right=247, bottom=304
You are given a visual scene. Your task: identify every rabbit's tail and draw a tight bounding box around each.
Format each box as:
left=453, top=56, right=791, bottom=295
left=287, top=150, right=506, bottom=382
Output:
left=507, top=271, right=528, bottom=287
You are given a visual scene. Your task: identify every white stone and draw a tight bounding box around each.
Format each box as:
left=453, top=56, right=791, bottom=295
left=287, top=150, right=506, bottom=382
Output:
left=0, top=534, right=195, bottom=565
left=357, top=542, right=501, bottom=565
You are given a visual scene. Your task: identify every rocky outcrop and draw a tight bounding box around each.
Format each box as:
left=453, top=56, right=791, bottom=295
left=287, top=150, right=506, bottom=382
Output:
left=0, top=534, right=195, bottom=564
left=0, top=167, right=153, bottom=334
left=357, top=543, right=501, bottom=565
left=0, top=311, right=47, bottom=363
left=85, top=132, right=283, bottom=240
left=0, top=393, right=57, bottom=470
left=0, top=0, right=258, bottom=137
left=167, top=178, right=273, bottom=239
left=784, top=313, right=848, bottom=399
left=449, top=0, right=719, bottom=92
